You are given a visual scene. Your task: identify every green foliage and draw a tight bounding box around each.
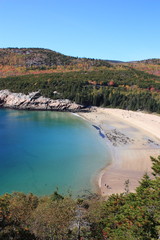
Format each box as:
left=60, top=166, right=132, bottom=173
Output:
left=29, top=197, right=76, bottom=240
left=151, top=155, right=160, bottom=177
left=0, top=67, right=160, bottom=113
left=87, top=156, right=160, bottom=240
left=0, top=156, right=160, bottom=239
left=50, top=190, right=64, bottom=201
left=0, top=193, right=38, bottom=240
left=0, top=193, right=75, bottom=240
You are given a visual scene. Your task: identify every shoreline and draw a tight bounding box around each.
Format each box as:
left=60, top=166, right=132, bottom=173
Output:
left=0, top=90, right=84, bottom=112
left=78, top=107, right=160, bottom=196
left=0, top=89, right=160, bottom=196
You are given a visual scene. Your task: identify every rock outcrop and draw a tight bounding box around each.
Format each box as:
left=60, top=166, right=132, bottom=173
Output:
left=0, top=90, right=83, bottom=112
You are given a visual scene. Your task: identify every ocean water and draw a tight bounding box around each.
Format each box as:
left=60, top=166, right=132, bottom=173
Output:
left=0, top=109, right=111, bottom=196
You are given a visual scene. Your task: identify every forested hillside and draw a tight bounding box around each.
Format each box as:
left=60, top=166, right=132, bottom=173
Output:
left=0, top=156, right=160, bottom=239
left=0, top=48, right=160, bottom=77
left=0, top=48, right=160, bottom=113
left=0, top=48, right=112, bottom=77
left=124, top=59, right=160, bottom=76
left=0, top=67, right=160, bottom=113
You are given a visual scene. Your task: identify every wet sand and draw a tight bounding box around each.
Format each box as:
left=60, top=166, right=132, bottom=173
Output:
left=79, top=107, right=160, bottom=196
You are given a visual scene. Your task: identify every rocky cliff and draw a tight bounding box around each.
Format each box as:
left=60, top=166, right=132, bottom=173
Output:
left=0, top=90, right=83, bottom=112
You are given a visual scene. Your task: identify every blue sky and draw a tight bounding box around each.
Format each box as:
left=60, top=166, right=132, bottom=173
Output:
left=0, top=0, right=160, bottom=61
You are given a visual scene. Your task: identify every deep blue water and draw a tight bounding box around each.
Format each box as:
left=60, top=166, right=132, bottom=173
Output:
left=0, top=109, right=111, bottom=196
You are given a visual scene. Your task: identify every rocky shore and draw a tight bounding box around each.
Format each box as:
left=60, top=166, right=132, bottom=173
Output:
left=0, top=90, right=83, bottom=112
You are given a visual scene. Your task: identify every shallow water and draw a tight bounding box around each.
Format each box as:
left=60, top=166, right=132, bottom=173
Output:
left=0, top=109, right=111, bottom=196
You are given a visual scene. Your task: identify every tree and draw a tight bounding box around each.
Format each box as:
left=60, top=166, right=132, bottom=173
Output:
left=87, top=156, right=160, bottom=239
left=151, top=155, right=160, bottom=176
left=29, top=197, right=76, bottom=240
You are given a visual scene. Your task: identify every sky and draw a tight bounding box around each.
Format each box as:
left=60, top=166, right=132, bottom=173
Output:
left=0, top=0, right=160, bottom=61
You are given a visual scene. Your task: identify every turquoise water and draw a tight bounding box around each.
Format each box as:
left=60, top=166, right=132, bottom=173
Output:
left=0, top=109, right=111, bottom=196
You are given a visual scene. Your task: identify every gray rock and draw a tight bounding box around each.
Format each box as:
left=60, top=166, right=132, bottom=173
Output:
left=0, top=90, right=83, bottom=112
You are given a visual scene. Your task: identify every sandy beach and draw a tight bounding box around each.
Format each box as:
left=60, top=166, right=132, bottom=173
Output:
left=79, top=107, right=160, bottom=196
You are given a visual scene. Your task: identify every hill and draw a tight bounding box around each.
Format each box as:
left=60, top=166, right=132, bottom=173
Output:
left=0, top=48, right=112, bottom=77
left=0, top=67, right=160, bottom=113
left=0, top=48, right=159, bottom=113
left=131, top=58, right=160, bottom=65
left=0, top=48, right=160, bottom=77
left=124, top=58, right=160, bottom=77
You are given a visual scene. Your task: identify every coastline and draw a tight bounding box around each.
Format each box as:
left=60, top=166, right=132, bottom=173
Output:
left=0, top=90, right=84, bottom=112
left=78, top=107, right=160, bottom=196
left=0, top=89, right=160, bottom=196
